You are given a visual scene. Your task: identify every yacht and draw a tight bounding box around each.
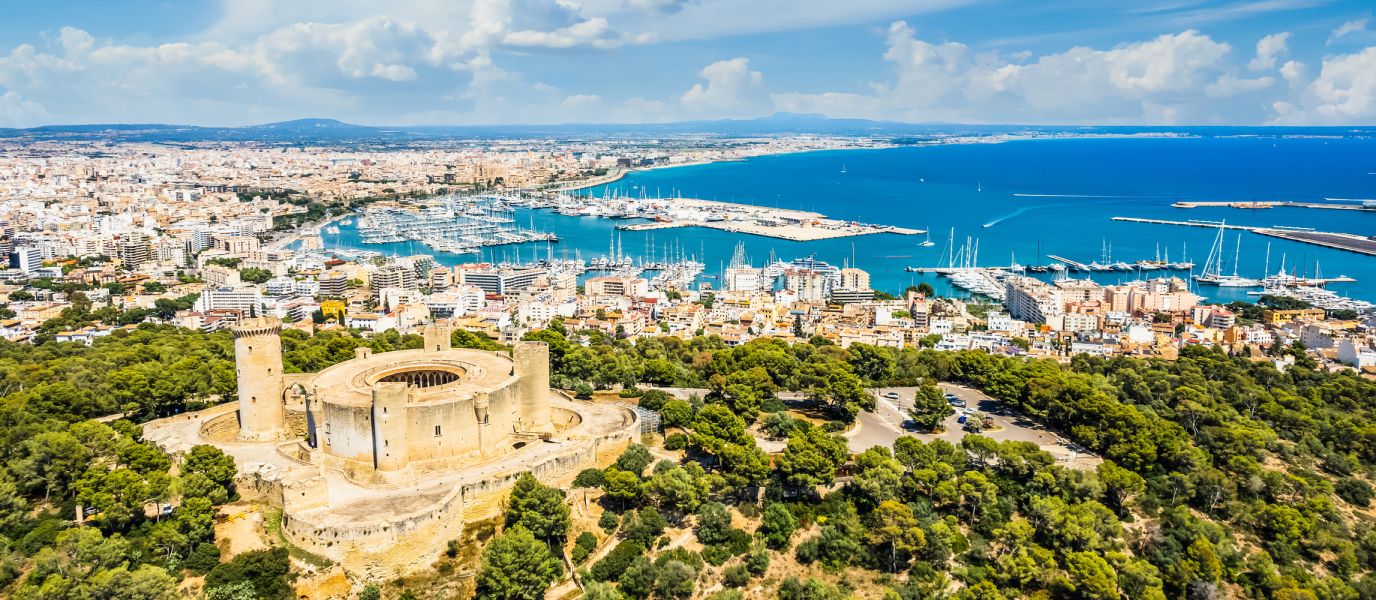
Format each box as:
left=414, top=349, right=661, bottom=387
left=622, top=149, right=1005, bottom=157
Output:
left=1194, top=222, right=1260, bottom=287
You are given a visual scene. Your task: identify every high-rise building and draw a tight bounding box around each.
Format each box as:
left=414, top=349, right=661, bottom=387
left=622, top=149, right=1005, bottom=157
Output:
left=459, top=267, right=545, bottom=295
left=840, top=268, right=870, bottom=290
left=318, top=271, right=348, bottom=296
left=370, top=264, right=417, bottom=297
left=8, top=247, right=42, bottom=273
left=118, top=233, right=150, bottom=268
left=784, top=269, right=829, bottom=302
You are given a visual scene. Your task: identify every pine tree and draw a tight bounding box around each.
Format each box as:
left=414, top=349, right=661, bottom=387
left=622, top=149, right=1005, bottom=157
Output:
left=504, top=473, right=571, bottom=545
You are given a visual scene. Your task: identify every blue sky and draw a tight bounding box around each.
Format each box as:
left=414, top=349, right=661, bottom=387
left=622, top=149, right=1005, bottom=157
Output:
left=0, top=0, right=1372, bottom=127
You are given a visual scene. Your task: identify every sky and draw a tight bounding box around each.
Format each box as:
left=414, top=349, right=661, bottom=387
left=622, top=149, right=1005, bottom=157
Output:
left=0, top=0, right=1372, bottom=128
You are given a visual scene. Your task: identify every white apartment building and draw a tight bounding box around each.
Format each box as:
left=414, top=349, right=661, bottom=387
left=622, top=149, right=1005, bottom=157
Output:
left=1004, top=277, right=1063, bottom=324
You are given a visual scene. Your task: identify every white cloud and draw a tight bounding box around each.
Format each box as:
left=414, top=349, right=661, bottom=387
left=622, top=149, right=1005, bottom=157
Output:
left=1272, top=101, right=1293, bottom=115
left=778, top=24, right=1235, bottom=123
left=1206, top=74, right=1274, bottom=97
left=1304, top=47, right=1376, bottom=121
left=1329, top=18, right=1368, bottom=44
left=560, top=94, right=603, bottom=109
left=680, top=57, right=764, bottom=113
left=1279, top=60, right=1306, bottom=88
left=1248, top=32, right=1289, bottom=70
left=0, top=90, right=48, bottom=127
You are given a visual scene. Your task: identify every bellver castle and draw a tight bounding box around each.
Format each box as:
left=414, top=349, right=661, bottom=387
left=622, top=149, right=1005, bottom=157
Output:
left=146, top=317, right=638, bottom=578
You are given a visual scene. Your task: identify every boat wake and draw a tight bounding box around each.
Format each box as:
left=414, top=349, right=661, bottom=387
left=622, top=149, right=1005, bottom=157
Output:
left=984, top=204, right=1061, bottom=227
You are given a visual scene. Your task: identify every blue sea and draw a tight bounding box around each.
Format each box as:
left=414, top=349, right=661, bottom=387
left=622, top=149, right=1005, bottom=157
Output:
left=324, top=137, right=1376, bottom=304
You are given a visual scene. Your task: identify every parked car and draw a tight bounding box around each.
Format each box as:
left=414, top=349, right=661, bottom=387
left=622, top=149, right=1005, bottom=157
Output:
left=950, top=399, right=966, bottom=408
left=161, top=504, right=173, bottom=516
left=884, top=392, right=899, bottom=399
left=957, top=415, right=967, bottom=424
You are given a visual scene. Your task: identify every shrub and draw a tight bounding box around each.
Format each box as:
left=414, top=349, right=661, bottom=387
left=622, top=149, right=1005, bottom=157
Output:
left=184, top=542, right=222, bottom=574
left=1337, top=478, right=1375, bottom=506
left=760, top=397, right=787, bottom=414
left=760, top=412, right=796, bottom=438
left=795, top=539, right=819, bottom=564
left=573, top=532, right=599, bottom=564
left=747, top=551, right=770, bottom=576
left=655, top=547, right=705, bottom=573
left=358, top=585, right=381, bottom=600
left=727, top=529, right=752, bottom=556
left=723, top=564, right=750, bottom=588
left=589, top=541, right=645, bottom=582
left=573, top=468, right=606, bottom=489
left=702, top=544, right=732, bottom=566
left=639, top=390, right=672, bottom=411
left=620, top=387, right=644, bottom=398
left=664, top=433, right=688, bottom=450
left=445, top=539, right=459, bottom=558
left=599, top=511, right=620, bottom=534
left=206, top=547, right=293, bottom=600
left=575, top=382, right=594, bottom=398
left=822, top=421, right=847, bottom=433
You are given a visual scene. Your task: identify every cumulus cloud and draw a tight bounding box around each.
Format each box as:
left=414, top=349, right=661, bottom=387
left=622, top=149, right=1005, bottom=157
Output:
left=1279, top=60, right=1306, bottom=88
left=680, top=58, right=765, bottom=113
left=0, top=91, right=48, bottom=127
left=1206, top=74, right=1274, bottom=98
left=1248, top=32, right=1289, bottom=70
left=1329, top=18, right=1368, bottom=44
left=775, top=24, right=1235, bottom=123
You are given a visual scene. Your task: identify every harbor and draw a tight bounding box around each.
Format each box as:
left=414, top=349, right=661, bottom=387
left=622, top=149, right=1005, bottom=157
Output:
left=1112, top=217, right=1376, bottom=257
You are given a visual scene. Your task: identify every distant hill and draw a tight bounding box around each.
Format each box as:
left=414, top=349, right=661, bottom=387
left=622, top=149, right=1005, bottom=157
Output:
left=1, top=113, right=1373, bottom=143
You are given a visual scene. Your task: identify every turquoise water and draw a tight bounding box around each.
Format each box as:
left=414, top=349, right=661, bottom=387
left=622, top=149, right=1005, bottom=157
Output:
left=327, top=137, right=1376, bottom=304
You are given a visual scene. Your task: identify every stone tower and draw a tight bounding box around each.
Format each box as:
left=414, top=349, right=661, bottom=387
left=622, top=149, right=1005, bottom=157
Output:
left=513, top=341, right=552, bottom=432
left=423, top=323, right=450, bottom=353
left=372, top=383, right=410, bottom=472
left=232, top=316, right=286, bottom=441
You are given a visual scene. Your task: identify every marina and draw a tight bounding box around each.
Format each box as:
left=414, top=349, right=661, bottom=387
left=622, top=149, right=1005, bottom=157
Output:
left=1112, top=217, right=1376, bottom=257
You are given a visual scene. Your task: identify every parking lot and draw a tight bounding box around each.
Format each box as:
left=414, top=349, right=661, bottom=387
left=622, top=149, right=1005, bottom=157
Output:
left=853, top=383, right=1062, bottom=453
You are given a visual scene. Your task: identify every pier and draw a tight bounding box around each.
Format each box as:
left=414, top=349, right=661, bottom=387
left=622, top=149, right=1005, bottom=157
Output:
left=1172, top=200, right=1375, bottom=211
left=1112, top=217, right=1376, bottom=258
left=617, top=219, right=921, bottom=241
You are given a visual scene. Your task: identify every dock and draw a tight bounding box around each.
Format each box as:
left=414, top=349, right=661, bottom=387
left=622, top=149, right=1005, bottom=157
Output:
left=1112, top=217, right=1376, bottom=257
left=1172, top=200, right=1375, bottom=211
left=618, top=219, right=922, bottom=241
left=1045, top=254, right=1088, bottom=269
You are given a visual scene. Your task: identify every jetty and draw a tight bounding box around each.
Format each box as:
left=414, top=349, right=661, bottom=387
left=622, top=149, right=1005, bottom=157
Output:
left=1112, top=217, right=1376, bottom=258
left=1172, top=200, right=1375, bottom=211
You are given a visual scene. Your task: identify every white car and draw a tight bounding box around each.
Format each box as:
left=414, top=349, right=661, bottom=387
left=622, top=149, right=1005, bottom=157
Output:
left=883, top=392, right=899, bottom=399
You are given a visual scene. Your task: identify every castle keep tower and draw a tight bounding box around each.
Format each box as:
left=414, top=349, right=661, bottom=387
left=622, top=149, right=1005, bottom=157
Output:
left=513, top=341, right=552, bottom=432
left=232, top=316, right=287, bottom=440
left=423, top=323, right=450, bottom=353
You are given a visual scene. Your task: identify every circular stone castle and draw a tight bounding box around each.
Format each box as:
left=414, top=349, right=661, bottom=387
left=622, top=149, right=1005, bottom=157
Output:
left=146, top=317, right=638, bottom=577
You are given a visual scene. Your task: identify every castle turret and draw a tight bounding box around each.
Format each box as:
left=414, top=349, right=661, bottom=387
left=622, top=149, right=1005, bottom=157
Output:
left=372, top=383, right=410, bottom=472
left=232, top=316, right=286, bottom=440
left=513, top=341, right=552, bottom=432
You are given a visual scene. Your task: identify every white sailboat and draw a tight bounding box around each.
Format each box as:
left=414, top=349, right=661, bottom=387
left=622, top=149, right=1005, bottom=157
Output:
left=841, top=164, right=847, bottom=173
left=1194, top=221, right=1260, bottom=287
left=918, top=226, right=935, bottom=247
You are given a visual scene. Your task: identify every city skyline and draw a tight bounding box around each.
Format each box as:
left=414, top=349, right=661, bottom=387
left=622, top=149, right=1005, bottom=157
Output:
left=0, top=0, right=1373, bottom=128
